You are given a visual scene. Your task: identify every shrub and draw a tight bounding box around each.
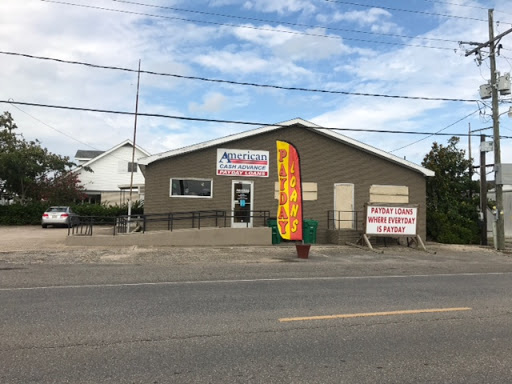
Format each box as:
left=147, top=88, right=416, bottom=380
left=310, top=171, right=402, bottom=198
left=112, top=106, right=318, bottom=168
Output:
left=0, top=202, right=47, bottom=225
left=0, top=201, right=144, bottom=226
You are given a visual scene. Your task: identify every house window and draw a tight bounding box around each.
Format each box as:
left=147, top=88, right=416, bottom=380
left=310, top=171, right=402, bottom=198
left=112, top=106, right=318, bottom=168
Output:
left=170, top=178, right=212, bottom=198
left=128, top=162, right=138, bottom=172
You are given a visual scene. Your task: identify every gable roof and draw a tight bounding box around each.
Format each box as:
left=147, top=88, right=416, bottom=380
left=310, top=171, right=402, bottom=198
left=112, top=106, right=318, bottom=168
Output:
left=73, top=139, right=151, bottom=172
left=75, top=150, right=105, bottom=160
left=138, top=118, right=434, bottom=177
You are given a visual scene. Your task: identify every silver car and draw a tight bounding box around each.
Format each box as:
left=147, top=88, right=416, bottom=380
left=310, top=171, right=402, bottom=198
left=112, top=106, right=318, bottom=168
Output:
left=41, top=206, right=80, bottom=228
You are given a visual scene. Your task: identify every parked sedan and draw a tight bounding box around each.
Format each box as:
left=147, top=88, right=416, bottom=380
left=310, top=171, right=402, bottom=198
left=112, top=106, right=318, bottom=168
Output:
left=41, top=206, right=80, bottom=228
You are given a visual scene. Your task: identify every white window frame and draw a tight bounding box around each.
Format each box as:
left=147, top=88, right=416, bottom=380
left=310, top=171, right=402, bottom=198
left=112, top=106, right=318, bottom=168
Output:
left=170, top=178, right=213, bottom=199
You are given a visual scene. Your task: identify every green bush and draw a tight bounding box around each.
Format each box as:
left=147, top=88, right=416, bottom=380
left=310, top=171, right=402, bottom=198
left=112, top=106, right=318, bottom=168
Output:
left=0, top=201, right=144, bottom=226
left=427, top=209, right=480, bottom=244
left=0, top=202, right=47, bottom=225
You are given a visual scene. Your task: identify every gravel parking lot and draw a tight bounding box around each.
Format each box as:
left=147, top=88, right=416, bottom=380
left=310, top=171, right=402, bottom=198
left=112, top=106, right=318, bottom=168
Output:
left=0, top=225, right=70, bottom=252
left=1, top=226, right=512, bottom=274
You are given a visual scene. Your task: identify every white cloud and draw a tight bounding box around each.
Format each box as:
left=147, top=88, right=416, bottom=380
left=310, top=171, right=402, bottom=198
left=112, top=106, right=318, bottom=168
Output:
left=189, top=92, right=229, bottom=114
left=2, top=0, right=512, bottom=169
left=193, top=49, right=312, bottom=80
left=316, top=8, right=403, bottom=35
left=242, top=0, right=316, bottom=14
left=231, top=25, right=350, bottom=61
left=331, top=8, right=392, bottom=24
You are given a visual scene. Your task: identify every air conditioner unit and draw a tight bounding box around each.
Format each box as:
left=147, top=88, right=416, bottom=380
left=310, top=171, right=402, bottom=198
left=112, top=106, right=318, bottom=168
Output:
left=479, top=83, right=492, bottom=99
left=498, top=73, right=511, bottom=95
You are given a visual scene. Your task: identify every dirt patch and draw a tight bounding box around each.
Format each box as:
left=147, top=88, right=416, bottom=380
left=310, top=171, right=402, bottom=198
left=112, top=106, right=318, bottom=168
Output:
left=1, top=226, right=511, bottom=268
left=0, top=226, right=70, bottom=252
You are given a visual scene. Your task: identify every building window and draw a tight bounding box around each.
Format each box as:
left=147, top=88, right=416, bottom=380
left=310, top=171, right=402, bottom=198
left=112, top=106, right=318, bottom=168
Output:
left=170, top=178, right=212, bottom=198
left=128, top=162, right=138, bottom=172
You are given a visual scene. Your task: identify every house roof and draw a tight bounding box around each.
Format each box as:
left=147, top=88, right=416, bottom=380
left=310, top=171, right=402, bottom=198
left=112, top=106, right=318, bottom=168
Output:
left=138, top=118, right=434, bottom=177
left=75, top=150, right=105, bottom=160
left=73, top=139, right=151, bottom=172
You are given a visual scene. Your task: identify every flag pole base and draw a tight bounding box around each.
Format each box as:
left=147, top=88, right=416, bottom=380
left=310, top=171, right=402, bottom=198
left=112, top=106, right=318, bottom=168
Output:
left=295, top=244, right=311, bottom=259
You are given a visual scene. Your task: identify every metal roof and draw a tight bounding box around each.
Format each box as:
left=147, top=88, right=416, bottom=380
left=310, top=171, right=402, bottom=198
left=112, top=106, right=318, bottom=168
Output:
left=75, top=150, right=104, bottom=159
left=138, top=118, right=434, bottom=177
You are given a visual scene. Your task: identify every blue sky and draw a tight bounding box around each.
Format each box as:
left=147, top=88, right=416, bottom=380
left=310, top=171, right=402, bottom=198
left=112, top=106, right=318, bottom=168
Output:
left=2, top=0, right=512, bottom=170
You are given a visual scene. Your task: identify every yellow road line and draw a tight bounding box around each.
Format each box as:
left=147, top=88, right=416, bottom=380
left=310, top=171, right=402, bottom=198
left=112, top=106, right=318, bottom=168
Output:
left=279, top=307, right=472, bottom=322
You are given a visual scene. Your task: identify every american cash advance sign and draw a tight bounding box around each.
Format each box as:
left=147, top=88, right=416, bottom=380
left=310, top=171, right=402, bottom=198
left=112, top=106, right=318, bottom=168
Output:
left=217, top=149, right=269, bottom=177
left=365, top=205, right=418, bottom=236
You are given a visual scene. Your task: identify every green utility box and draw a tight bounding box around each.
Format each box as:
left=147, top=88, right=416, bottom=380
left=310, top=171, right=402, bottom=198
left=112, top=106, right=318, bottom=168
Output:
left=303, top=220, right=319, bottom=244
left=267, top=219, right=282, bottom=244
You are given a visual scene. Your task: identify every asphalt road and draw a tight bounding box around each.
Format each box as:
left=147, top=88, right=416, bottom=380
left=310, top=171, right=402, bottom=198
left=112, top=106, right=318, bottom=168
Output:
left=1, top=264, right=512, bottom=383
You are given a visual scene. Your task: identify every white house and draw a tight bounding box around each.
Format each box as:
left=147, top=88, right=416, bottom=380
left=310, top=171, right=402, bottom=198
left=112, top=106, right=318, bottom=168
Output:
left=73, top=140, right=151, bottom=205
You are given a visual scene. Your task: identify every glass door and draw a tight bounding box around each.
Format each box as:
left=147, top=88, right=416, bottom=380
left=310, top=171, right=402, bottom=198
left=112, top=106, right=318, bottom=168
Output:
left=231, top=181, right=254, bottom=228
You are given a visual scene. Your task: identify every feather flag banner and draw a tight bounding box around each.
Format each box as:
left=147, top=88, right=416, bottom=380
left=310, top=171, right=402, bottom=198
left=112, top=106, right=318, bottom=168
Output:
left=276, top=140, right=303, bottom=241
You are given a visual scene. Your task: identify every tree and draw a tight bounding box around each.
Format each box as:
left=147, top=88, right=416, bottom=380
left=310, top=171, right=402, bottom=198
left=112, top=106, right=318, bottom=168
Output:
left=38, top=171, right=88, bottom=204
left=0, top=111, right=85, bottom=204
left=422, top=136, right=480, bottom=244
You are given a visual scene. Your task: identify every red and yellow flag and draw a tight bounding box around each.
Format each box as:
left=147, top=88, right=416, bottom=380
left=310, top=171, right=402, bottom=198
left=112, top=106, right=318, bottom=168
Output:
left=276, top=140, right=303, bottom=241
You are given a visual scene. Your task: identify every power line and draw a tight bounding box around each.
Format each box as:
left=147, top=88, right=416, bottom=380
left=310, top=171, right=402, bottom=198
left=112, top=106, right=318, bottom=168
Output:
left=322, top=0, right=490, bottom=22
left=420, top=0, right=512, bottom=17
left=419, top=1, right=512, bottom=21
left=119, top=0, right=512, bottom=21
left=0, top=50, right=479, bottom=103
left=420, top=0, right=488, bottom=11
left=7, top=99, right=99, bottom=151
left=5, top=100, right=129, bottom=162
left=3, top=99, right=510, bottom=139
left=390, top=109, right=481, bottom=152
left=40, top=0, right=457, bottom=51
left=111, top=0, right=460, bottom=45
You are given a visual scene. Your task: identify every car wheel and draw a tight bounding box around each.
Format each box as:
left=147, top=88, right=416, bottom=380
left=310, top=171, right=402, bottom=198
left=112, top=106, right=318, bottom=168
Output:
left=42, top=224, right=47, bottom=228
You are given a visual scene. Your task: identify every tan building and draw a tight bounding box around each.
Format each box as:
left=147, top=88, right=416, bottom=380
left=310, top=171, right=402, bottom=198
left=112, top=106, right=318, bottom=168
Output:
left=138, top=118, right=434, bottom=244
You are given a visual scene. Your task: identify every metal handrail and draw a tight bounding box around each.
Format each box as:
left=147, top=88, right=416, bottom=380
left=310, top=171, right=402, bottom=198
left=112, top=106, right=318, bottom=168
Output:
left=327, top=210, right=362, bottom=230
left=70, top=210, right=271, bottom=236
left=69, top=216, right=118, bottom=236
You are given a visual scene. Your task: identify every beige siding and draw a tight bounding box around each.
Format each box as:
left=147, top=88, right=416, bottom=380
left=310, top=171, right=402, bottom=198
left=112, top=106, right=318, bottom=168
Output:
left=274, top=182, right=317, bottom=201
left=370, top=185, right=409, bottom=203
left=144, top=125, right=428, bottom=242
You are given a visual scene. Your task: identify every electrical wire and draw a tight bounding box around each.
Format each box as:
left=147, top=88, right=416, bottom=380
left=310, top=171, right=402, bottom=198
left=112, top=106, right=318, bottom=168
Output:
left=5, top=99, right=130, bottom=163
left=7, top=99, right=98, bottom=150
left=39, top=0, right=458, bottom=51
left=117, top=0, right=512, bottom=22
left=390, top=109, right=481, bottom=152
left=110, top=0, right=460, bottom=44
left=3, top=99, right=510, bottom=139
left=419, top=0, right=488, bottom=11
left=0, top=50, right=479, bottom=103
left=420, top=0, right=512, bottom=18
left=322, top=0, right=489, bottom=22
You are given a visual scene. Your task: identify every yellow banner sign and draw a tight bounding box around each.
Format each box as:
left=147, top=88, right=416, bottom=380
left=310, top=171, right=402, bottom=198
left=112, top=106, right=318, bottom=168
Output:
left=276, top=140, right=303, bottom=240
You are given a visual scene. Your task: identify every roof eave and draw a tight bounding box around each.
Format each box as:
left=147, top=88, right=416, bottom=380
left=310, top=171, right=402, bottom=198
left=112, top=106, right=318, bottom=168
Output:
left=137, top=118, right=434, bottom=177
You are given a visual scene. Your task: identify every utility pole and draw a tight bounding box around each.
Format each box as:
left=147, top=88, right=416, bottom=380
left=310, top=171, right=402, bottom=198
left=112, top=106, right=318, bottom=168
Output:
left=128, top=59, right=141, bottom=229
left=463, top=9, right=512, bottom=250
left=468, top=123, right=472, bottom=199
left=488, top=10, right=505, bottom=250
left=480, top=134, right=488, bottom=245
